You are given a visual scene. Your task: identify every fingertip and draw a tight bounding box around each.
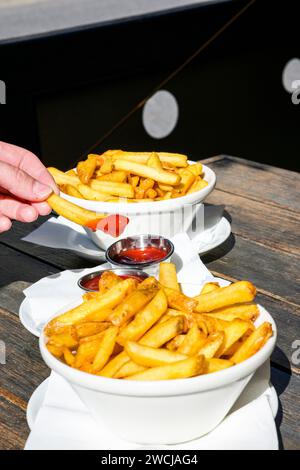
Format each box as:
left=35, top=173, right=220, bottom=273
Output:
left=33, top=201, right=52, bottom=216
left=19, top=206, right=39, bottom=222
left=33, top=181, right=53, bottom=200
left=0, top=215, right=12, bottom=233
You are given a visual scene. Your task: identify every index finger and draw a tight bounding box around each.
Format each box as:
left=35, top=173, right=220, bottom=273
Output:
left=0, top=141, right=58, bottom=193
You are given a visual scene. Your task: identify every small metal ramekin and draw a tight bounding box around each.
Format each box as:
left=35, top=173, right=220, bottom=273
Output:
left=105, top=234, right=174, bottom=270
left=77, top=268, right=149, bottom=292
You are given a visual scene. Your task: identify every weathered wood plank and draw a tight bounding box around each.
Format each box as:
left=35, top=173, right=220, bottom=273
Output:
left=206, top=156, right=300, bottom=212
left=0, top=281, right=30, bottom=317
left=271, top=368, right=300, bottom=450
left=0, top=397, right=28, bottom=450
left=0, top=217, right=98, bottom=271
left=203, top=235, right=300, bottom=306
left=206, top=189, right=300, bottom=256
left=0, top=244, right=59, bottom=291
left=0, top=309, right=50, bottom=403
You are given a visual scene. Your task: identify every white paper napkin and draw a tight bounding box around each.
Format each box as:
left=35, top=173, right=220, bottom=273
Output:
left=25, top=369, right=278, bottom=450
left=22, top=264, right=111, bottom=332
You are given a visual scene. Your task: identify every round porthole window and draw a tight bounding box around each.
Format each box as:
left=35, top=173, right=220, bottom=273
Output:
left=142, top=90, right=179, bottom=139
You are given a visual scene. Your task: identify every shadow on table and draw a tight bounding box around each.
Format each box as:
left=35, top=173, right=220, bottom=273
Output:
left=271, top=347, right=292, bottom=450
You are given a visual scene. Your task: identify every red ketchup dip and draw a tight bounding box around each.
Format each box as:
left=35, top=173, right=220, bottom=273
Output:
left=114, top=246, right=168, bottom=265
left=81, top=271, right=144, bottom=291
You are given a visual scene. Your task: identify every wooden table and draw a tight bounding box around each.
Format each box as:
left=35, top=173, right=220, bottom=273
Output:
left=0, top=155, right=299, bottom=450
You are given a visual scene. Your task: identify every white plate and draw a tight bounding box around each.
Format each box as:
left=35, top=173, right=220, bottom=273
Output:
left=67, top=216, right=231, bottom=261
left=26, top=362, right=279, bottom=450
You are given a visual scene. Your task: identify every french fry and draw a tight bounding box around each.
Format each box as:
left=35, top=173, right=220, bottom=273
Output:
left=134, top=187, right=145, bottom=199
left=205, top=358, right=233, bottom=374
left=62, top=184, right=84, bottom=199
left=205, top=304, right=259, bottom=322
left=166, top=308, right=194, bottom=327
left=109, top=287, right=158, bottom=327
left=231, top=322, right=273, bottom=364
left=140, top=316, right=187, bottom=347
left=217, top=319, right=254, bottom=357
left=128, top=175, right=140, bottom=187
left=194, top=314, right=230, bottom=334
left=98, top=351, right=129, bottom=377
left=99, top=157, right=113, bottom=174
left=161, top=285, right=197, bottom=313
left=65, top=169, right=78, bottom=177
left=159, top=262, right=180, bottom=292
left=47, top=193, right=105, bottom=227
left=145, top=188, right=157, bottom=199
left=75, top=335, right=104, bottom=368
left=197, top=332, right=225, bottom=359
left=110, top=151, right=188, bottom=168
left=139, top=178, right=155, bottom=190
left=177, top=324, right=207, bottom=356
left=166, top=334, right=186, bottom=351
left=75, top=322, right=110, bottom=338
left=116, top=289, right=168, bottom=346
left=77, top=159, right=97, bottom=184
left=91, top=326, right=118, bottom=373
left=114, top=160, right=181, bottom=186
left=114, top=361, right=147, bottom=378
left=46, top=343, right=64, bottom=358
left=79, top=331, right=106, bottom=345
left=200, top=282, right=220, bottom=295
left=125, top=341, right=187, bottom=368
left=48, top=167, right=80, bottom=186
left=187, top=177, right=208, bottom=194
left=98, top=271, right=122, bottom=295
left=194, top=281, right=256, bottom=313
left=175, top=169, right=195, bottom=195
left=96, top=170, right=127, bottom=183
left=89, top=179, right=134, bottom=198
left=126, top=356, right=204, bottom=381
left=147, top=152, right=163, bottom=169
left=63, top=347, right=75, bottom=367
left=77, top=184, right=116, bottom=202
left=188, top=162, right=203, bottom=176
left=113, top=315, right=189, bottom=377
left=47, top=328, right=78, bottom=349
left=45, top=278, right=136, bottom=335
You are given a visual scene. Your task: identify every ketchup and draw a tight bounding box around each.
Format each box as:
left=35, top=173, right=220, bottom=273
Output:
left=114, top=246, right=167, bottom=264
left=85, top=214, right=129, bottom=237
left=81, top=272, right=144, bottom=291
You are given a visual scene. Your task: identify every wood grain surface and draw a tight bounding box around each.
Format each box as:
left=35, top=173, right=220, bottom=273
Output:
left=0, top=155, right=299, bottom=449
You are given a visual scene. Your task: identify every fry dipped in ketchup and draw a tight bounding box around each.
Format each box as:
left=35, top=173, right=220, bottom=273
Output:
left=47, top=194, right=129, bottom=237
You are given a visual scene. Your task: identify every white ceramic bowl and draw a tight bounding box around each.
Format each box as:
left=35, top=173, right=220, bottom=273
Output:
left=39, top=304, right=276, bottom=445
left=60, top=163, right=216, bottom=250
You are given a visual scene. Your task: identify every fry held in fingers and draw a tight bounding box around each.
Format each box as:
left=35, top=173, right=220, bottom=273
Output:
left=45, top=264, right=273, bottom=381
left=47, top=193, right=104, bottom=228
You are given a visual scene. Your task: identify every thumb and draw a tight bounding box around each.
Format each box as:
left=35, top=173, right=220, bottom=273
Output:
left=0, top=161, right=53, bottom=202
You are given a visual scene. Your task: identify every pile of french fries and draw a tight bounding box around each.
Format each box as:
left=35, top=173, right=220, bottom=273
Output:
left=48, top=150, right=208, bottom=203
left=45, top=263, right=273, bottom=381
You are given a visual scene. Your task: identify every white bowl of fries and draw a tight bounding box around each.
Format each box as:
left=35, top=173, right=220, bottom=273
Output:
left=40, top=264, right=276, bottom=445
left=48, top=151, right=216, bottom=250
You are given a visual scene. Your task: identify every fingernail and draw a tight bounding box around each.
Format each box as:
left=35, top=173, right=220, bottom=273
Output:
left=33, top=181, right=52, bottom=199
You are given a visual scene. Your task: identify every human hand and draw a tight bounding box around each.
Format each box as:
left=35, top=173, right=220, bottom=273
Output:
left=0, top=141, right=58, bottom=233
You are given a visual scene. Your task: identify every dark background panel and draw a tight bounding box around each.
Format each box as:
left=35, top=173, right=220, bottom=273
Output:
left=0, top=0, right=299, bottom=171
